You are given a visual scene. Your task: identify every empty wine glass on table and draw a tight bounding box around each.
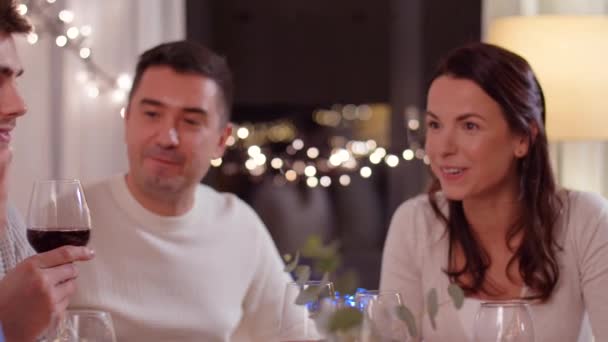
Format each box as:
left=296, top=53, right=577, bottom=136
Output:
left=26, top=179, right=91, bottom=253
left=278, top=280, right=335, bottom=341
left=354, top=290, right=401, bottom=312
left=43, top=310, right=117, bottom=342
left=473, top=300, right=535, bottom=342
left=360, top=291, right=410, bottom=342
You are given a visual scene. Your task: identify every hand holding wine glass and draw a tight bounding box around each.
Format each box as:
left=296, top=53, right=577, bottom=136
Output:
left=25, top=179, right=95, bottom=341
left=0, top=246, right=95, bottom=341
left=0, top=178, right=95, bottom=341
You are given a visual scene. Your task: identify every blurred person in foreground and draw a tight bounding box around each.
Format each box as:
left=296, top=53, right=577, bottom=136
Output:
left=0, top=1, right=94, bottom=341
left=381, top=42, right=608, bottom=341
left=70, top=40, right=298, bottom=341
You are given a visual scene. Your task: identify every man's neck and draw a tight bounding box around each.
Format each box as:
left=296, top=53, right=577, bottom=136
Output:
left=124, top=174, right=195, bottom=216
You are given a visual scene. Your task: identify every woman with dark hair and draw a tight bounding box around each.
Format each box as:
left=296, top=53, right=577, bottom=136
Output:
left=380, top=42, right=608, bottom=341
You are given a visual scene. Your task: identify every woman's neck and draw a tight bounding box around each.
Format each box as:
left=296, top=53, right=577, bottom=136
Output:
left=462, top=181, right=522, bottom=245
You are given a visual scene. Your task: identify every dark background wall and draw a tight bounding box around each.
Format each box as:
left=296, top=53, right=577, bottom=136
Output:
left=187, top=0, right=390, bottom=106
left=186, top=0, right=481, bottom=289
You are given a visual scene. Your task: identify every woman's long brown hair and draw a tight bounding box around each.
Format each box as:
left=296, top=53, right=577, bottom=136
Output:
left=427, top=43, right=563, bottom=301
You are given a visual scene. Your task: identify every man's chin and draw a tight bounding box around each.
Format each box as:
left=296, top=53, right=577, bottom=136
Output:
left=143, top=175, right=186, bottom=194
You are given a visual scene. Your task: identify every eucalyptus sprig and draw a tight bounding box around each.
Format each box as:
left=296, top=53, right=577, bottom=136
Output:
left=394, top=283, right=465, bottom=338
left=282, top=236, right=465, bottom=340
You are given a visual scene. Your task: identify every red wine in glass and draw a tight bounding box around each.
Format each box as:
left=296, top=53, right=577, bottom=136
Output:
left=27, top=227, right=90, bottom=253
left=26, top=180, right=92, bottom=254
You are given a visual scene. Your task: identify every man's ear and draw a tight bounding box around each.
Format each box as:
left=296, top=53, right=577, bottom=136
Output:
left=123, top=103, right=132, bottom=144
left=213, top=122, right=233, bottom=159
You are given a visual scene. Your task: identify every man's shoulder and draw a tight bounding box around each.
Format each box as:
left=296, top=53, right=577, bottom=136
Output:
left=83, top=175, right=119, bottom=191
left=195, top=184, right=260, bottom=221
left=82, top=175, right=122, bottom=199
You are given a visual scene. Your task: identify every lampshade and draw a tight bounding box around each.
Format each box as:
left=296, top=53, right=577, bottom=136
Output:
left=486, top=15, right=608, bottom=141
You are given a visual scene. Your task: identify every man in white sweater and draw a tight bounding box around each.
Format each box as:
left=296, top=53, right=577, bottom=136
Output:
left=69, top=41, right=296, bottom=341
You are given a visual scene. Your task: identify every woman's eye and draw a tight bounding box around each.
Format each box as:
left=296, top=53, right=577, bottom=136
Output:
left=427, top=121, right=440, bottom=129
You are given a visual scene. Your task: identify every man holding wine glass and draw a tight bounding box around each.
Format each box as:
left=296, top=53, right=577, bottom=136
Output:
left=68, top=40, right=300, bottom=340
left=0, top=1, right=95, bottom=341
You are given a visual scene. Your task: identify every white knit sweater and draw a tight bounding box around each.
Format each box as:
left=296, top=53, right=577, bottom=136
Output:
left=70, top=175, right=294, bottom=341
left=381, top=190, right=608, bottom=342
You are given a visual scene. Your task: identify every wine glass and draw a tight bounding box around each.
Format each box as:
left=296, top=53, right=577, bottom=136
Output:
left=278, top=280, right=335, bottom=341
left=26, top=180, right=92, bottom=341
left=354, top=290, right=400, bottom=312
left=26, top=179, right=91, bottom=253
left=360, top=292, right=410, bottom=342
left=473, top=300, right=535, bottom=342
left=44, top=310, right=117, bottom=342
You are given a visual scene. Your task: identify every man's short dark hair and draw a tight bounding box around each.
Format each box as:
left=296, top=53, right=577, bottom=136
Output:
left=0, top=0, right=33, bottom=34
left=129, top=40, right=234, bottom=123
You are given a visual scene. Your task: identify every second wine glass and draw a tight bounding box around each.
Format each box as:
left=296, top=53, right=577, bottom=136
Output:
left=278, top=280, right=335, bottom=342
left=474, top=300, right=535, bottom=342
left=360, top=291, right=410, bottom=342
left=44, top=310, right=117, bottom=342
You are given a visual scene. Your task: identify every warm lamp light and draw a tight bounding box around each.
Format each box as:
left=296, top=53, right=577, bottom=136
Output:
left=486, top=15, right=608, bottom=141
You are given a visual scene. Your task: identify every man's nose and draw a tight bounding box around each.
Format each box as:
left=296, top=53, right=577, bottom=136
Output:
left=0, top=81, right=27, bottom=119
left=155, top=122, right=179, bottom=148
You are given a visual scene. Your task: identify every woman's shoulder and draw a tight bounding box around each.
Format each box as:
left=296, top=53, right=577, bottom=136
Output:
left=393, top=191, right=447, bottom=218
left=563, top=189, right=608, bottom=214
left=560, top=189, right=608, bottom=228
left=389, top=192, right=447, bottom=243
left=559, top=189, right=608, bottom=243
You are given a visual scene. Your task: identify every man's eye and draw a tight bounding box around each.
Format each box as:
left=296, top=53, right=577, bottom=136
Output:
left=184, top=118, right=201, bottom=126
left=464, top=122, right=479, bottom=130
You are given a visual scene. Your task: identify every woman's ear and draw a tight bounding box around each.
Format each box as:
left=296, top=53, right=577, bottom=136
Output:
left=514, top=122, right=538, bottom=158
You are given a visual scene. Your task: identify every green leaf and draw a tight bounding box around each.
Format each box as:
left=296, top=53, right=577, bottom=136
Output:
left=395, top=304, right=418, bottom=338
left=283, top=253, right=292, bottom=263
left=295, top=265, right=311, bottom=285
left=447, top=283, right=465, bottom=309
left=313, top=255, right=341, bottom=274
left=300, top=235, right=324, bottom=257
left=327, top=307, right=363, bottom=333
left=427, top=288, right=438, bottom=330
left=301, top=235, right=340, bottom=259
left=283, top=251, right=300, bottom=273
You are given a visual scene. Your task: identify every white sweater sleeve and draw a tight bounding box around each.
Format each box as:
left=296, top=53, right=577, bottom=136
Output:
left=238, top=214, right=294, bottom=340
left=576, top=192, right=608, bottom=340
left=380, top=199, right=424, bottom=340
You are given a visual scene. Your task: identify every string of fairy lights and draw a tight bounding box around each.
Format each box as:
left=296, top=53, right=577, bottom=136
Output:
left=19, top=0, right=429, bottom=189
left=214, top=105, right=429, bottom=189
left=19, top=0, right=133, bottom=103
